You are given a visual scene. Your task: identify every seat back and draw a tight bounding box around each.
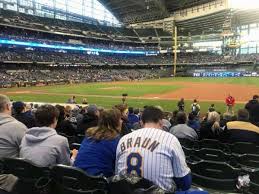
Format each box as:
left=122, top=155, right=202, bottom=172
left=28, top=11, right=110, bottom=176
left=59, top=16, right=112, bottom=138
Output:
left=3, top=158, right=50, bottom=194
left=199, top=139, right=231, bottom=153
left=178, top=138, right=197, bottom=149
left=194, top=148, right=230, bottom=162
left=235, top=154, right=259, bottom=169
left=189, top=160, right=241, bottom=191
left=231, top=142, right=259, bottom=155
left=51, top=165, right=108, bottom=194
left=70, top=143, right=81, bottom=150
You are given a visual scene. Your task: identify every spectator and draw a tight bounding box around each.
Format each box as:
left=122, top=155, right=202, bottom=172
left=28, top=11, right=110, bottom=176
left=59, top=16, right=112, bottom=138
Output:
left=245, top=95, right=259, bottom=126
left=20, top=105, right=76, bottom=167
left=200, top=111, right=222, bottom=140
left=208, top=104, right=216, bottom=112
left=170, top=112, right=198, bottom=141
left=74, top=109, right=122, bottom=177
left=76, top=104, right=99, bottom=135
left=191, top=99, right=200, bottom=117
left=225, top=94, right=235, bottom=114
left=0, top=95, right=27, bottom=158
left=245, top=95, right=258, bottom=112
left=12, top=101, right=35, bottom=128
left=223, top=109, right=259, bottom=144
left=82, top=98, right=88, bottom=105
left=116, top=106, right=207, bottom=194
left=220, top=112, right=234, bottom=128
left=114, top=104, right=131, bottom=136
left=55, top=105, right=76, bottom=136
left=187, top=112, right=201, bottom=138
left=67, top=96, right=76, bottom=104
left=177, top=98, right=185, bottom=111
left=170, top=110, right=179, bottom=127
left=127, top=107, right=139, bottom=130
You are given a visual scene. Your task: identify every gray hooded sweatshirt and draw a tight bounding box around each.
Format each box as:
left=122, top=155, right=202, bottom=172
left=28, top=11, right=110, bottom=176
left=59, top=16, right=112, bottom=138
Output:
left=0, top=113, right=27, bottom=158
left=20, top=127, right=71, bottom=167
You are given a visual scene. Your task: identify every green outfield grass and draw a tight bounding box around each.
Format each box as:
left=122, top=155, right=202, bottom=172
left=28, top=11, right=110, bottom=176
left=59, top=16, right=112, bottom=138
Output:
left=2, top=77, right=258, bottom=114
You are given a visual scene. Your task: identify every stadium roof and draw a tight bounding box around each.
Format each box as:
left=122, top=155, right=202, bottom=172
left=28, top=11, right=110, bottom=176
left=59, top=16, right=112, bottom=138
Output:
left=98, top=0, right=215, bottom=24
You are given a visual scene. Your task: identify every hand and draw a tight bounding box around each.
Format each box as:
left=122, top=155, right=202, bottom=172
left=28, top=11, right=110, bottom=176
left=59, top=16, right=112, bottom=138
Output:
left=71, top=149, right=78, bottom=160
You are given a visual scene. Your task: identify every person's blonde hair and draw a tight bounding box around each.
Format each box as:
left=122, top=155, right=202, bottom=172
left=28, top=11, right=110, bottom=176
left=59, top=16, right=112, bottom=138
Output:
left=87, top=108, right=121, bottom=140
left=207, top=111, right=221, bottom=133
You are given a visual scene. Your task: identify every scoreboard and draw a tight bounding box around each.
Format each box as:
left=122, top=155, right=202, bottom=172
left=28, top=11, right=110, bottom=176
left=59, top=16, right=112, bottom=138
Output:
left=193, top=72, right=259, bottom=77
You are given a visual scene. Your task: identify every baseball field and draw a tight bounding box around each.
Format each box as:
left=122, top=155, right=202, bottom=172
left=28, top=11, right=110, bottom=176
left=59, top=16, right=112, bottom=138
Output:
left=1, top=77, right=259, bottom=113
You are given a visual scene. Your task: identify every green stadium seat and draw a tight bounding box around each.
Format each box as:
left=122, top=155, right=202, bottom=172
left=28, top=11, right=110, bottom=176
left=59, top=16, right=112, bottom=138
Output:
left=193, top=148, right=231, bottom=162
left=235, top=154, right=259, bottom=170
left=2, top=158, right=51, bottom=194
left=188, top=160, right=241, bottom=191
left=51, top=165, right=108, bottom=194
left=199, top=139, right=231, bottom=153
left=248, top=171, right=259, bottom=194
left=231, top=142, right=259, bottom=155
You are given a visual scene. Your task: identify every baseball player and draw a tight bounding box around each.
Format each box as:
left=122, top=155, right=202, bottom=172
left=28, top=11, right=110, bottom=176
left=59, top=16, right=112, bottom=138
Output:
left=115, top=106, right=208, bottom=194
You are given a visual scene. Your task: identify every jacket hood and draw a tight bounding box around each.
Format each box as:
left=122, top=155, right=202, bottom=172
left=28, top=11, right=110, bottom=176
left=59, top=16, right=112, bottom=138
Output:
left=24, top=127, right=57, bottom=143
left=0, top=113, right=16, bottom=126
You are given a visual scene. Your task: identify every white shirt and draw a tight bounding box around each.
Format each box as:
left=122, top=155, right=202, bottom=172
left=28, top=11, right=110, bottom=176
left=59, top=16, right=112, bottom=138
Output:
left=115, top=128, right=190, bottom=192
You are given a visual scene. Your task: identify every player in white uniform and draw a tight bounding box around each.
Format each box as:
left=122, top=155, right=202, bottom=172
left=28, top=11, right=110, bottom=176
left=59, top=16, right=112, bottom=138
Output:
left=115, top=106, right=208, bottom=194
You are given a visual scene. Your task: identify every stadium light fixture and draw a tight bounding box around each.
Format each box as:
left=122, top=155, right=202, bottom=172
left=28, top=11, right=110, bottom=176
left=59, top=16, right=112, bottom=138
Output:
left=229, top=0, right=259, bottom=9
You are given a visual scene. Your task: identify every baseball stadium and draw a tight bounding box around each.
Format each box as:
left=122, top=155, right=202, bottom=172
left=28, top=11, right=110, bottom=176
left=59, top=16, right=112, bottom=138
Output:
left=0, top=0, right=259, bottom=194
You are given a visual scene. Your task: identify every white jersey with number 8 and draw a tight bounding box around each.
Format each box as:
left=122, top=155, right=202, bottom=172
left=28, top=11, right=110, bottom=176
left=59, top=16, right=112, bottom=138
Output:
left=115, top=128, right=190, bottom=192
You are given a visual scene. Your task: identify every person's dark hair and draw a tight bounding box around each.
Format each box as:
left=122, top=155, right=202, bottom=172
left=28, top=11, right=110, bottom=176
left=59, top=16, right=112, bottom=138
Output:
left=128, top=107, right=134, bottom=114
left=253, top=95, right=259, bottom=100
left=188, top=112, right=195, bottom=121
left=141, top=106, right=163, bottom=124
left=211, top=104, right=215, bottom=107
left=237, top=109, right=249, bottom=122
left=35, top=105, right=60, bottom=127
left=176, top=111, right=187, bottom=124
left=133, top=108, right=140, bottom=115
left=55, top=105, right=65, bottom=123
left=194, top=99, right=198, bottom=103
left=87, top=108, right=121, bottom=140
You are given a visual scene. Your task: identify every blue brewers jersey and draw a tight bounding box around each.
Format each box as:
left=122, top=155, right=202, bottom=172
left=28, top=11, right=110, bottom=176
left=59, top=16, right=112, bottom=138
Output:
left=115, top=128, right=190, bottom=192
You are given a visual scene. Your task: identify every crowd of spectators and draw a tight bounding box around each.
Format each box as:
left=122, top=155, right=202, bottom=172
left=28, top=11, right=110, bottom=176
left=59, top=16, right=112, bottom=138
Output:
left=0, top=67, right=169, bottom=87
left=0, top=93, right=258, bottom=193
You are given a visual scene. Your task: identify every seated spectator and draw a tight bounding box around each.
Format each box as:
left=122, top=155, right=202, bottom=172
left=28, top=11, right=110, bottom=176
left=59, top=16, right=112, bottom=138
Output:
left=245, top=95, right=258, bottom=113
left=223, top=109, right=259, bottom=144
left=170, top=112, right=198, bottom=141
left=0, top=95, right=27, bottom=158
left=208, top=104, right=216, bottom=112
left=187, top=112, right=201, bottom=138
left=170, top=110, right=179, bottom=127
left=76, top=104, right=99, bottom=135
left=55, top=105, right=77, bottom=136
left=20, top=105, right=76, bottom=167
left=12, top=101, right=35, bottom=128
left=127, top=107, right=139, bottom=129
left=245, top=95, right=259, bottom=126
left=220, top=112, right=234, bottom=127
left=116, top=106, right=207, bottom=194
left=114, top=104, right=131, bottom=136
left=74, top=109, right=122, bottom=177
left=200, top=111, right=222, bottom=140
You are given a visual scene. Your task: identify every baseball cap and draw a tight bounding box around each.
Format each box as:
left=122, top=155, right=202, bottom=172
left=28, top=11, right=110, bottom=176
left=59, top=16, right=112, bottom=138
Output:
left=86, top=104, right=98, bottom=115
left=12, top=101, right=25, bottom=111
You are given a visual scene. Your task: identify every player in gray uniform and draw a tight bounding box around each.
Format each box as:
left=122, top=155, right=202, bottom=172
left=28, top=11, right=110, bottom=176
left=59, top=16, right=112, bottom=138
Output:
left=115, top=106, right=208, bottom=194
